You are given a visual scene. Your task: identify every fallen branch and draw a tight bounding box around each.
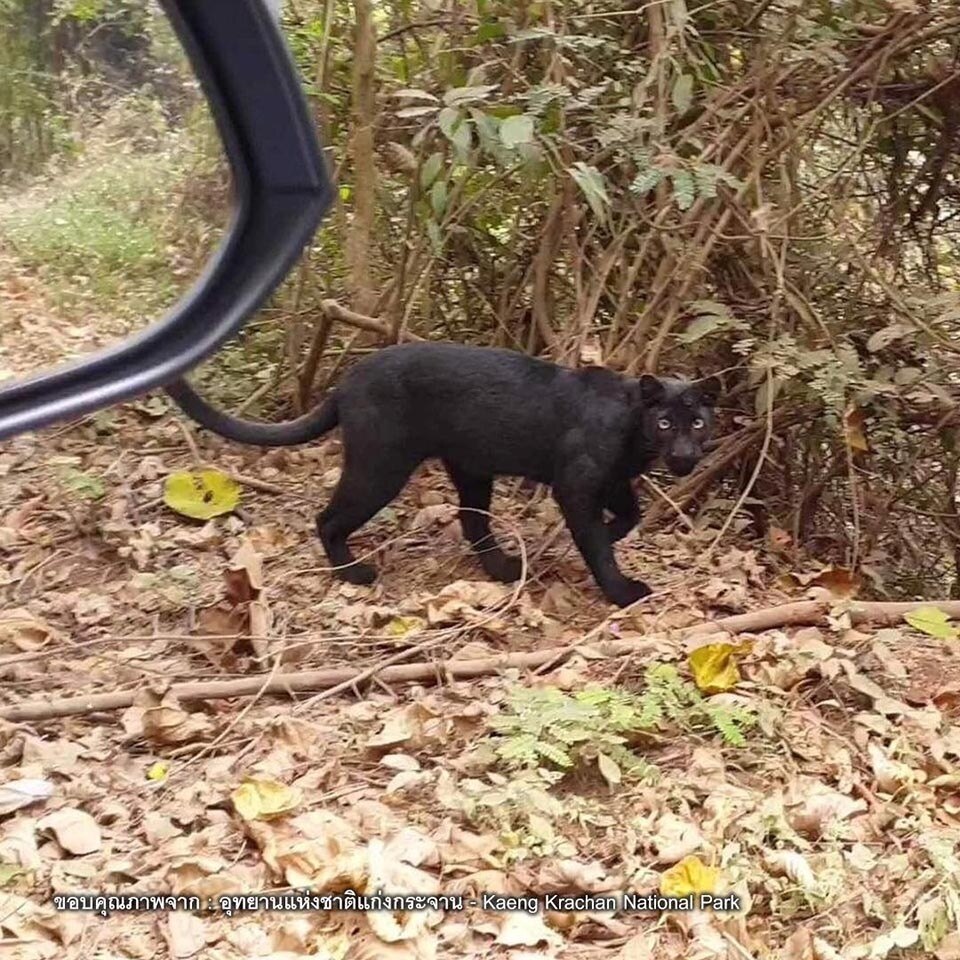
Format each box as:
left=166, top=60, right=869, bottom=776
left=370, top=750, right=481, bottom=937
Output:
left=4, top=599, right=958, bottom=723
left=320, top=299, right=424, bottom=342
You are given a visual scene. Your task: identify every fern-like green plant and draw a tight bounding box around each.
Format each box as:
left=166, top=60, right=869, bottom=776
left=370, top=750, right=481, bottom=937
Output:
left=488, top=668, right=756, bottom=783
left=642, top=664, right=757, bottom=746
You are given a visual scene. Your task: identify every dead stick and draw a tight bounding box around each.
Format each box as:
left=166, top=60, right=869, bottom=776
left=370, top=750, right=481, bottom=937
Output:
left=4, top=600, right=959, bottom=723
left=319, top=299, right=425, bottom=342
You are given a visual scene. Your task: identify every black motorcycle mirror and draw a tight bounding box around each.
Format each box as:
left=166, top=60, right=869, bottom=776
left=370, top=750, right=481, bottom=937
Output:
left=0, top=0, right=333, bottom=443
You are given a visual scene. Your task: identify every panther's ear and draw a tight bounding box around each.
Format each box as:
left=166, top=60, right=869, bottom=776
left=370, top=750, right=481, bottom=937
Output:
left=638, top=374, right=665, bottom=404
left=695, top=375, right=722, bottom=406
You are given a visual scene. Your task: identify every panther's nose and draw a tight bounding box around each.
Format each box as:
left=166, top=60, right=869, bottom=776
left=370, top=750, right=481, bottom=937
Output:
left=666, top=456, right=696, bottom=477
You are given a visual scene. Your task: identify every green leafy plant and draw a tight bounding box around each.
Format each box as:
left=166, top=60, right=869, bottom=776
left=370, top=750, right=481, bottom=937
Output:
left=57, top=467, right=105, bottom=501
left=641, top=664, right=757, bottom=746
left=488, top=669, right=756, bottom=786
left=438, top=768, right=613, bottom=862
left=489, top=683, right=655, bottom=783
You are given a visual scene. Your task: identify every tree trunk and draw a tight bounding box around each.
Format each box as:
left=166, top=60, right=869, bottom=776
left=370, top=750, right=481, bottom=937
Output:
left=346, top=0, right=379, bottom=316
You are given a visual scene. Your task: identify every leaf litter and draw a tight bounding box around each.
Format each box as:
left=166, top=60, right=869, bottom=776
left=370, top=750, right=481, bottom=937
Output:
left=2, top=381, right=960, bottom=959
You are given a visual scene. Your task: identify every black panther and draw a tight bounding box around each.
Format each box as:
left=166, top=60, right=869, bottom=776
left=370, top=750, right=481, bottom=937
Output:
left=169, top=343, right=720, bottom=607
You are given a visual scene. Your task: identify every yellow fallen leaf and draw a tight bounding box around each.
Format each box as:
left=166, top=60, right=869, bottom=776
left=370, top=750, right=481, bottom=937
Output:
left=231, top=778, right=302, bottom=821
left=147, top=761, right=169, bottom=782
left=660, top=855, right=720, bottom=897
left=904, top=606, right=959, bottom=640
left=688, top=642, right=751, bottom=693
left=164, top=469, right=241, bottom=520
left=384, top=616, right=425, bottom=638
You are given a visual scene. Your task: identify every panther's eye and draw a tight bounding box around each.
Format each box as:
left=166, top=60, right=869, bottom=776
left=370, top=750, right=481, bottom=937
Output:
left=692, top=418, right=705, bottom=430
left=657, top=418, right=672, bottom=431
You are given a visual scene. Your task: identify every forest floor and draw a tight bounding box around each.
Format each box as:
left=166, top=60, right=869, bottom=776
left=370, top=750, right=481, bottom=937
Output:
left=5, top=269, right=960, bottom=960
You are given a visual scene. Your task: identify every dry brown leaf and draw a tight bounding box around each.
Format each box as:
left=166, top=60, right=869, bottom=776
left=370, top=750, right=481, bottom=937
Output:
left=163, top=856, right=241, bottom=898
left=383, top=827, right=439, bottom=869
left=870, top=633, right=908, bottom=678
left=349, top=926, right=438, bottom=960
left=41, top=909, right=84, bottom=948
left=365, top=838, right=443, bottom=942
left=222, top=924, right=273, bottom=956
left=0, top=817, right=42, bottom=871
left=446, top=868, right=522, bottom=897
left=366, top=702, right=450, bottom=753
left=620, top=930, right=660, bottom=958
left=782, top=927, right=817, bottom=960
left=386, top=771, right=427, bottom=795
left=0, top=893, right=59, bottom=957
left=689, top=747, right=729, bottom=788
left=426, top=580, right=508, bottom=624
left=534, top=858, right=611, bottom=893
left=380, top=753, right=421, bottom=771
left=20, top=736, right=82, bottom=775
left=768, top=525, right=792, bottom=552
left=540, top=583, right=580, bottom=617
left=367, top=705, right=424, bottom=751
left=142, top=695, right=216, bottom=746
left=0, top=778, right=53, bottom=816
left=265, top=716, right=324, bottom=755
left=162, top=912, right=207, bottom=958
left=247, top=809, right=365, bottom=890
left=49, top=860, right=97, bottom=890
left=192, top=605, right=245, bottom=659
left=487, top=911, right=561, bottom=948
left=840, top=660, right=910, bottom=713
left=686, top=917, right=729, bottom=959
left=794, top=628, right=835, bottom=662
left=225, top=538, right=264, bottom=604
left=868, top=742, right=922, bottom=793
left=843, top=405, right=869, bottom=452
left=784, top=567, right=860, bottom=598
left=36, top=808, right=100, bottom=856
left=142, top=812, right=182, bottom=845
left=697, top=577, right=748, bottom=612
left=785, top=779, right=867, bottom=838
left=930, top=683, right=960, bottom=711
left=813, top=567, right=861, bottom=597
left=70, top=591, right=114, bottom=625
left=410, top=503, right=457, bottom=530
left=650, top=813, right=704, bottom=864
left=350, top=798, right=411, bottom=836
left=763, top=850, right=816, bottom=891
left=434, top=823, right=500, bottom=867
left=0, top=608, right=62, bottom=652
left=935, top=932, right=960, bottom=960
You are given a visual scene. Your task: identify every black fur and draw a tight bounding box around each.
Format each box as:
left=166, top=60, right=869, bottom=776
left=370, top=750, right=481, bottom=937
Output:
left=298, top=343, right=720, bottom=608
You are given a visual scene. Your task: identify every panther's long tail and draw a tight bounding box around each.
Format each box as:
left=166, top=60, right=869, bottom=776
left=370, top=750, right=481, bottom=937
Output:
left=164, top=378, right=339, bottom=447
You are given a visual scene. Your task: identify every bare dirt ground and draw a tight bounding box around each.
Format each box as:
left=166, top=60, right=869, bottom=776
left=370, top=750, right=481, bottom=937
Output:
left=4, top=275, right=960, bottom=960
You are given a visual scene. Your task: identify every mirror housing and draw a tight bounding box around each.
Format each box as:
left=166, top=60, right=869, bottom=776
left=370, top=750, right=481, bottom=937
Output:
left=0, top=0, right=333, bottom=441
